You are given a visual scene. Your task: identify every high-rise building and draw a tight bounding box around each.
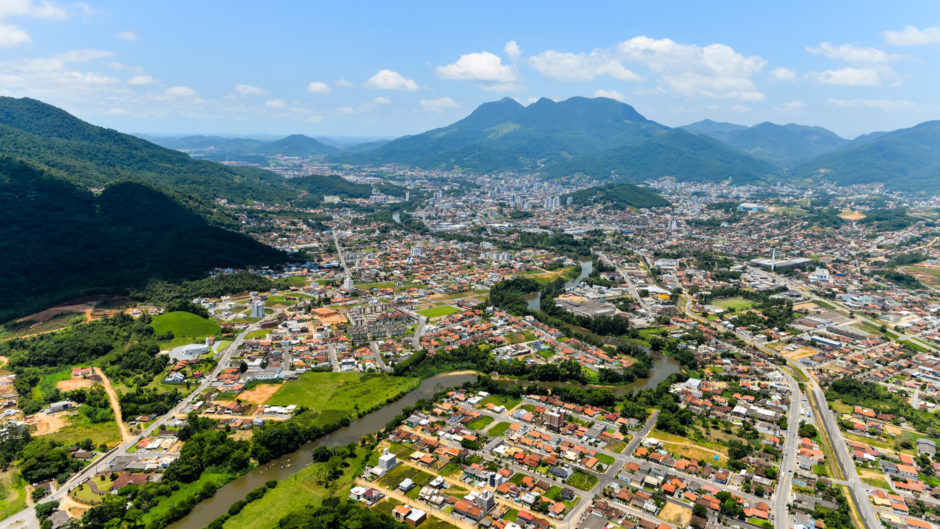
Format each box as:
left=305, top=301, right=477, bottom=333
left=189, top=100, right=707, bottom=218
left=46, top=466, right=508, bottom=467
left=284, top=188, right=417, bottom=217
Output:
left=249, top=300, right=265, bottom=319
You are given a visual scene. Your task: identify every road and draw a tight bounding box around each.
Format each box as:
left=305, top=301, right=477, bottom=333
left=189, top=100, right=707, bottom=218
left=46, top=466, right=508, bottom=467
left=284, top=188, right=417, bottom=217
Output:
left=597, top=251, right=651, bottom=312
left=0, top=313, right=278, bottom=529
left=92, top=368, right=131, bottom=443
left=368, top=341, right=390, bottom=372
left=327, top=343, right=341, bottom=371
left=400, top=308, right=428, bottom=350
left=332, top=228, right=354, bottom=290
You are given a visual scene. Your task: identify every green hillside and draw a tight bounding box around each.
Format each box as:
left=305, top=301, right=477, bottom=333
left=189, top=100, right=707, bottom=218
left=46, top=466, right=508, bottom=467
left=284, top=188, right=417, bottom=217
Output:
left=795, top=121, right=940, bottom=192
left=544, top=129, right=778, bottom=184
left=0, top=157, right=287, bottom=322
left=152, top=312, right=221, bottom=345
left=563, top=183, right=670, bottom=209
left=0, top=97, right=294, bottom=203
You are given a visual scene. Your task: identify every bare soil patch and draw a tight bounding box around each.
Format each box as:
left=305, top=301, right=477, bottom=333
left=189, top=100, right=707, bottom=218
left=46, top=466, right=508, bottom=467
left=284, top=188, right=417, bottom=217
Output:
left=839, top=210, right=866, bottom=221
left=30, top=412, right=68, bottom=435
left=57, top=378, right=94, bottom=391
left=236, top=383, right=281, bottom=405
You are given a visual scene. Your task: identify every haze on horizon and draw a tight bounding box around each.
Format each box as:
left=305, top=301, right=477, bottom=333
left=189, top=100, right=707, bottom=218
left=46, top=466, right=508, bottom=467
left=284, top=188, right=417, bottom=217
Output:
left=1, top=0, right=939, bottom=139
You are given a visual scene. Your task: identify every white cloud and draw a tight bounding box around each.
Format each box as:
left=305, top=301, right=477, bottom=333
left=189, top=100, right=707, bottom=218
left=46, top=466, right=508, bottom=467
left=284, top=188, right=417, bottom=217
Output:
left=364, top=69, right=418, bottom=91
left=115, top=30, right=137, bottom=41
left=372, top=96, right=390, bottom=104
left=306, top=81, right=331, bottom=94
left=807, top=42, right=904, bottom=63
left=616, top=36, right=767, bottom=100
left=234, top=83, right=266, bottom=95
left=335, top=78, right=355, bottom=88
left=826, top=98, right=916, bottom=110
left=781, top=99, right=805, bottom=111
left=769, top=67, right=796, bottom=81
left=504, top=40, right=521, bottom=60
left=126, top=74, right=155, bottom=85
left=105, top=107, right=130, bottom=116
left=883, top=25, right=940, bottom=45
left=58, top=49, right=112, bottom=62
left=529, top=50, right=640, bottom=82
left=812, top=67, right=881, bottom=86
left=420, top=96, right=461, bottom=111
left=481, top=82, right=525, bottom=92
left=308, top=115, right=323, bottom=123
left=437, top=52, right=517, bottom=83
left=0, top=0, right=69, bottom=20
left=0, top=23, right=30, bottom=47
left=265, top=99, right=287, bottom=108
left=336, top=106, right=355, bottom=114
left=593, top=88, right=626, bottom=101
left=164, top=86, right=198, bottom=98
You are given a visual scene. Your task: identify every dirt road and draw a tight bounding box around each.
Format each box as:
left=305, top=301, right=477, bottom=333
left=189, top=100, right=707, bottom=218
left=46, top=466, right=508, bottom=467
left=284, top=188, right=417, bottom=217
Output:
left=93, top=368, right=131, bottom=442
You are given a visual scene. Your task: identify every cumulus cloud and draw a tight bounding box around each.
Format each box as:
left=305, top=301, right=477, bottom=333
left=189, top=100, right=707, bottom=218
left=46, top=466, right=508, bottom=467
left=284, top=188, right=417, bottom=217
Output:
left=234, top=83, right=265, bottom=95
left=437, top=52, right=517, bottom=83
left=115, top=30, right=137, bottom=41
left=335, top=78, right=355, bottom=88
left=883, top=25, right=940, bottom=45
left=504, top=40, right=521, bottom=60
left=807, top=42, right=905, bottom=63
left=306, top=81, right=331, bottom=94
left=372, top=96, right=390, bottom=104
left=164, top=86, right=198, bottom=98
left=593, top=88, right=626, bottom=101
left=335, top=106, right=355, bottom=114
left=127, top=74, right=155, bottom=85
left=420, top=97, right=461, bottom=111
left=0, top=23, right=30, bottom=47
left=781, top=99, right=805, bottom=111
left=58, top=49, right=113, bottom=62
left=0, top=0, right=69, bottom=20
left=308, top=115, right=323, bottom=123
left=769, top=67, right=796, bottom=81
left=335, top=97, right=392, bottom=114
left=812, top=67, right=881, bottom=86
left=364, top=69, right=418, bottom=91
left=105, top=108, right=131, bottom=116
left=826, top=98, right=916, bottom=110
left=529, top=50, right=640, bottom=82
left=265, top=98, right=287, bottom=108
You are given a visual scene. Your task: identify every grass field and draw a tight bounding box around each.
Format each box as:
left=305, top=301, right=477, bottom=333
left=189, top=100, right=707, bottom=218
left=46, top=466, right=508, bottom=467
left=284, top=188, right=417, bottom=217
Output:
left=152, top=311, right=221, bottom=348
left=650, top=429, right=728, bottom=466
left=466, top=415, right=494, bottom=431
left=504, top=332, right=537, bottom=345
left=857, top=467, right=891, bottom=490
left=812, top=464, right=829, bottom=477
left=417, top=306, right=461, bottom=319
left=596, top=453, right=616, bottom=465
left=267, top=372, right=419, bottom=427
left=34, top=367, right=74, bottom=401
left=606, top=440, right=627, bottom=453
left=140, top=472, right=231, bottom=525
left=72, top=474, right=114, bottom=503
left=43, top=413, right=122, bottom=448
left=487, top=422, right=512, bottom=437
left=900, top=265, right=940, bottom=289
left=223, top=449, right=367, bottom=529
left=245, top=329, right=274, bottom=339
left=566, top=470, right=598, bottom=491
left=477, top=394, right=521, bottom=411
left=525, top=266, right=579, bottom=286
left=0, top=470, right=26, bottom=522
left=712, top=297, right=754, bottom=311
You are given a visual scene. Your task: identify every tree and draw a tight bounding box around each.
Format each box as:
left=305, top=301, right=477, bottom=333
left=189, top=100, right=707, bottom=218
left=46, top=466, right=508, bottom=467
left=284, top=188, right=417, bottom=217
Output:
left=239, top=361, right=248, bottom=374
left=693, top=503, right=708, bottom=518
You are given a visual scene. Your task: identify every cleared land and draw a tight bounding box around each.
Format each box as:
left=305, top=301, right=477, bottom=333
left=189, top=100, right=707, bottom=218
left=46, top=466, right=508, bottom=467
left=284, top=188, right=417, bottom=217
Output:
left=857, top=467, right=892, bottom=490
left=838, top=210, right=866, bottom=221
left=267, top=372, right=419, bottom=427
left=466, top=415, right=494, bottom=430
left=236, top=382, right=282, bottom=405
left=42, top=412, right=122, bottom=448
left=417, top=306, right=462, bottom=319
left=899, top=265, right=940, bottom=289
left=487, top=422, right=512, bottom=437
left=524, top=266, right=579, bottom=285
left=659, top=502, right=693, bottom=527
left=650, top=429, right=729, bottom=466
left=152, top=311, right=221, bottom=348
left=712, top=297, right=754, bottom=311
left=0, top=470, right=26, bottom=522
left=57, top=378, right=94, bottom=391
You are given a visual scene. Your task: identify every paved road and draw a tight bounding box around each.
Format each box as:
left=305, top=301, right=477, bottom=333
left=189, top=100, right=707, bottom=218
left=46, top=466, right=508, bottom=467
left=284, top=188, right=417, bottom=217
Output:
left=368, top=341, right=390, bottom=372
left=327, top=343, right=341, bottom=371
left=0, top=313, right=277, bottom=529
left=332, top=229, right=354, bottom=290
left=400, top=308, right=428, bottom=350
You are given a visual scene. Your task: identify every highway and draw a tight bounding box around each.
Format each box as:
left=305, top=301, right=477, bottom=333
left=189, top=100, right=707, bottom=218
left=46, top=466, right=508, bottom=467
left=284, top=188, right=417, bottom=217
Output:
left=0, top=312, right=278, bottom=529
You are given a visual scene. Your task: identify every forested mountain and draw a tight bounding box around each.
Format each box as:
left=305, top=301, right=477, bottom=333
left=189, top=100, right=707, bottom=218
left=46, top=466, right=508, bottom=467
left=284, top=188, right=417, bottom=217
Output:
left=0, top=157, right=287, bottom=321
left=543, top=129, right=778, bottom=184
left=346, top=96, right=669, bottom=171
left=682, top=120, right=849, bottom=165
left=0, top=97, right=295, bottom=203
left=794, top=120, right=940, bottom=192
left=562, top=183, right=670, bottom=209
left=146, top=133, right=338, bottom=160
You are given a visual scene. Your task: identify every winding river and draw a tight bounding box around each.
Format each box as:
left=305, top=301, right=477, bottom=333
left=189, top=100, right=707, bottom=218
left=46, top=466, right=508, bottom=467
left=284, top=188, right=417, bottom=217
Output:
left=167, top=372, right=478, bottom=529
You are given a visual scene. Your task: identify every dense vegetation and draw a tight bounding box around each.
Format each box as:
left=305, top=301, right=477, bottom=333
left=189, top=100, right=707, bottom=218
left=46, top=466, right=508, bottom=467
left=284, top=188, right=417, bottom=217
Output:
left=827, top=377, right=940, bottom=433
left=0, top=158, right=287, bottom=322
left=683, top=121, right=849, bottom=165
left=277, top=498, right=407, bottom=529
left=562, top=182, right=670, bottom=209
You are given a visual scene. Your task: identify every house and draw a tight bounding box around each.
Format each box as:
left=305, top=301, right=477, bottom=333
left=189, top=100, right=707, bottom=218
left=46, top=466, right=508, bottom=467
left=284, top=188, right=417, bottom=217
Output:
left=454, top=500, right=484, bottom=521
left=917, top=438, right=936, bottom=457
left=349, top=486, right=384, bottom=505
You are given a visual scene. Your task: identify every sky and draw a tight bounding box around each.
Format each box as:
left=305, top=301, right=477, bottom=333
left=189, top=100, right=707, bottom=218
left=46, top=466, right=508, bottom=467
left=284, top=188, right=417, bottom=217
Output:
left=2, top=1, right=940, bottom=139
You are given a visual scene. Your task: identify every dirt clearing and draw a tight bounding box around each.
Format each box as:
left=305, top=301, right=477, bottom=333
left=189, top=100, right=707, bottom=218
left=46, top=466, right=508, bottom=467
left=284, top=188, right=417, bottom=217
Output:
left=57, top=378, right=94, bottom=391
left=237, top=383, right=281, bottom=405
left=30, top=412, right=68, bottom=435
left=659, top=502, right=692, bottom=527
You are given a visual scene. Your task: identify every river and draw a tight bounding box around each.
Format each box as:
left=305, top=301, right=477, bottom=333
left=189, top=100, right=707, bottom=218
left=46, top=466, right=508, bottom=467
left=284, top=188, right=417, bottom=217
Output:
left=167, top=372, right=477, bottom=529
left=523, top=258, right=593, bottom=310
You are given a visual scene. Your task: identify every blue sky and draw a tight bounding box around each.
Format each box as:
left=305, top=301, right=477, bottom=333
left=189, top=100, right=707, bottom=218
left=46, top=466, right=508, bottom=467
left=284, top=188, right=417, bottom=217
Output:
left=2, top=1, right=939, bottom=138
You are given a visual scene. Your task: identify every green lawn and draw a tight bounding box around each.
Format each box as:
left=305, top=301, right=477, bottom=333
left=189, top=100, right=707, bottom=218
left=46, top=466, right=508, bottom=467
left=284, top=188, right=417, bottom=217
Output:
left=72, top=474, right=114, bottom=504
left=538, top=349, right=555, bottom=360
left=152, top=311, right=221, bottom=348
left=0, top=470, right=26, bottom=522
left=141, top=473, right=231, bottom=525
left=606, top=440, right=627, bottom=453
left=487, top=422, right=512, bottom=437
left=477, top=394, right=522, bottom=411
left=466, top=415, right=494, bottom=431
left=812, top=464, right=829, bottom=477
left=417, top=306, right=461, bottom=319
left=245, top=329, right=274, bottom=339
left=267, top=372, right=419, bottom=428
left=43, top=412, right=122, bottom=448
left=713, top=297, right=754, bottom=311
left=224, top=449, right=367, bottom=529
left=566, top=470, right=598, bottom=491
left=378, top=466, right=437, bottom=499
left=596, top=453, right=616, bottom=465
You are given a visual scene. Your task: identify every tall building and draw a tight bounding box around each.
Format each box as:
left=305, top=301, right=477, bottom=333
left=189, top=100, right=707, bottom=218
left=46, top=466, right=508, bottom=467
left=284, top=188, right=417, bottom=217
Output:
left=249, top=300, right=265, bottom=319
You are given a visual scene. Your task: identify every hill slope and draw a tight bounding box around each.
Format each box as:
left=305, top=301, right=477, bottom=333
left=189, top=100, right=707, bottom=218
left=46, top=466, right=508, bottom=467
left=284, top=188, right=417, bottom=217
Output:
left=683, top=121, right=848, bottom=165
left=0, top=97, right=293, bottom=202
left=348, top=96, right=669, bottom=171
left=795, top=121, right=940, bottom=192
left=0, top=157, right=287, bottom=321
left=544, top=129, right=778, bottom=184
left=562, top=183, right=670, bottom=209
